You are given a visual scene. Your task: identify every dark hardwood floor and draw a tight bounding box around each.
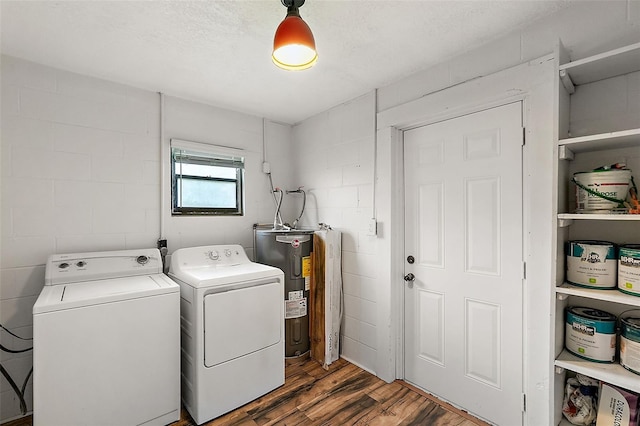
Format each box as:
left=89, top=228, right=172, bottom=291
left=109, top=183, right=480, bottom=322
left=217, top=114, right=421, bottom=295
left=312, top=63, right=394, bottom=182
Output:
left=177, top=357, right=488, bottom=426
left=3, top=357, right=488, bottom=426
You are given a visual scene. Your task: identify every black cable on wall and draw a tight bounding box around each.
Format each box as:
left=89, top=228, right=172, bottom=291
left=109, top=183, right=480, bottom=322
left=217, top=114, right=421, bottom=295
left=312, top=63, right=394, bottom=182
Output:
left=1, top=324, right=33, bottom=415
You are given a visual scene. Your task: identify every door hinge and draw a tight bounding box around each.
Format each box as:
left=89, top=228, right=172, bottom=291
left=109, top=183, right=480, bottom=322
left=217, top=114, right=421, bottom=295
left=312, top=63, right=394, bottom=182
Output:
left=522, top=127, right=526, bottom=146
left=522, top=393, right=526, bottom=412
left=522, top=261, right=527, bottom=279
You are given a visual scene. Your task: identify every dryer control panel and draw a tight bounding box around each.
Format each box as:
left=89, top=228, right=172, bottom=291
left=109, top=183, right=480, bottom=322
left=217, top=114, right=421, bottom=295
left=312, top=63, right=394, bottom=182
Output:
left=205, top=246, right=244, bottom=264
left=173, top=245, right=251, bottom=270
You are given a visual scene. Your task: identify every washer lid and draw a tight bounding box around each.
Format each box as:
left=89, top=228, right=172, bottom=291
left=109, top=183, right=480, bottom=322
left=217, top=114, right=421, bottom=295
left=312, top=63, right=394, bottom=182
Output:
left=33, top=273, right=178, bottom=314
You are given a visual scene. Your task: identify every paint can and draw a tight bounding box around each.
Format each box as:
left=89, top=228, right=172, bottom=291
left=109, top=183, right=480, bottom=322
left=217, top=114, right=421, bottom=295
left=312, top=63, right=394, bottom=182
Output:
left=620, top=312, right=640, bottom=375
left=565, top=306, right=616, bottom=363
left=619, top=244, right=640, bottom=296
left=566, top=240, right=617, bottom=289
left=573, top=169, right=631, bottom=212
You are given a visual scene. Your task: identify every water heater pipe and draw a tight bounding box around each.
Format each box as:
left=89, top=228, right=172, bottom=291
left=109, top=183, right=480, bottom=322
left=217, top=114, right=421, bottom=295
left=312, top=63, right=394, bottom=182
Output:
left=159, top=92, right=166, bottom=240
left=263, top=119, right=285, bottom=228
left=286, top=187, right=306, bottom=229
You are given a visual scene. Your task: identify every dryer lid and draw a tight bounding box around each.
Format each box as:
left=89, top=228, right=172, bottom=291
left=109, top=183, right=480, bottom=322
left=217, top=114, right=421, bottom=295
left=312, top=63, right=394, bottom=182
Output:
left=169, top=262, right=283, bottom=288
left=33, top=273, right=178, bottom=314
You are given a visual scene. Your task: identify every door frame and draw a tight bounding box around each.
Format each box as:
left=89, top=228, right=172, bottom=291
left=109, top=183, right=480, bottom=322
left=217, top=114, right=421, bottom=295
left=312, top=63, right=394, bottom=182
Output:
left=374, top=54, right=557, bottom=426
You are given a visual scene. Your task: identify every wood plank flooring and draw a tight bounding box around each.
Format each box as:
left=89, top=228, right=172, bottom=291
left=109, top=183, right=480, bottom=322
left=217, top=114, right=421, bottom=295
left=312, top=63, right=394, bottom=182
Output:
left=177, top=357, right=488, bottom=426
left=2, top=357, right=488, bottom=426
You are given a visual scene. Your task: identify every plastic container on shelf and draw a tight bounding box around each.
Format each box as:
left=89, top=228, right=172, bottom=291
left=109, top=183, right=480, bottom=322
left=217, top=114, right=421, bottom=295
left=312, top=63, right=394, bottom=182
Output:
left=573, top=168, right=632, bottom=212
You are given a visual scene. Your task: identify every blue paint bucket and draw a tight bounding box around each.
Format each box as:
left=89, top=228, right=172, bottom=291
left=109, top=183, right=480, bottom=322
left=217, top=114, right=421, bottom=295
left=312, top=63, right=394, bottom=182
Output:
left=566, top=240, right=617, bottom=289
left=619, top=244, right=640, bottom=296
left=565, top=306, right=616, bottom=363
left=620, top=313, right=640, bottom=375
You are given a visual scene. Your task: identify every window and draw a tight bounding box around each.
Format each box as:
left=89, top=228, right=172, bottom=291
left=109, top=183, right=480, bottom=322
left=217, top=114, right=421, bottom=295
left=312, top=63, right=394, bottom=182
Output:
left=171, top=139, right=244, bottom=216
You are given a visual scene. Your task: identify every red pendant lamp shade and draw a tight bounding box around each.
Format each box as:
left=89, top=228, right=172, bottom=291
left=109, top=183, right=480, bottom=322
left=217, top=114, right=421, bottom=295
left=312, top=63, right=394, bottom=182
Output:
left=272, top=0, right=317, bottom=70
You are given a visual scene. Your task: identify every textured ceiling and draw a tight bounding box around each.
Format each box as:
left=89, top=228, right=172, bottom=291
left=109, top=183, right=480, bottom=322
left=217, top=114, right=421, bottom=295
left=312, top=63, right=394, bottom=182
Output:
left=1, top=1, right=576, bottom=124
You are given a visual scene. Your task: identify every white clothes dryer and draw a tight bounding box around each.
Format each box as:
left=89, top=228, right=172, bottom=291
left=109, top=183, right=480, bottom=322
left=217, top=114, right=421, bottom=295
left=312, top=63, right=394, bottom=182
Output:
left=33, top=248, right=180, bottom=426
left=169, top=245, right=284, bottom=425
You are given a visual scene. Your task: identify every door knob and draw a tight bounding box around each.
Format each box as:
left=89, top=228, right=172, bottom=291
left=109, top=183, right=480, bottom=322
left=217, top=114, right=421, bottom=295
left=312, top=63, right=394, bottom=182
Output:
left=404, top=273, right=415, bottom=282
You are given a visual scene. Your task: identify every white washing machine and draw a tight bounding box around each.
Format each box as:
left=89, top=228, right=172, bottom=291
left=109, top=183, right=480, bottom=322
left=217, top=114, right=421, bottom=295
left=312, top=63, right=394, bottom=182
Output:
left=32, top=248, right=180, bottom=426
left=168, top=244, right=284, bottom=425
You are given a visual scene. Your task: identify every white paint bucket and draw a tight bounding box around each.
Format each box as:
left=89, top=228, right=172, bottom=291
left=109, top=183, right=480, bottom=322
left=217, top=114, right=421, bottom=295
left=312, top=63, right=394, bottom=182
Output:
left=619, top=245, right=640, bottom=296
left=573, top=169, right=632, bottom=212
left=566, top=240, right=617, bottom=289
left=565, top=306, right=616, bottom=363
left=620, top=313, right=640, bottom=375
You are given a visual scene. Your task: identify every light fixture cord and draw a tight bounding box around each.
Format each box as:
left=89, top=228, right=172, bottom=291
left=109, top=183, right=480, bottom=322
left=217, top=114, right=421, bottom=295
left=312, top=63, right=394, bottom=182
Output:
left=282, top=0, right=305, bottom=16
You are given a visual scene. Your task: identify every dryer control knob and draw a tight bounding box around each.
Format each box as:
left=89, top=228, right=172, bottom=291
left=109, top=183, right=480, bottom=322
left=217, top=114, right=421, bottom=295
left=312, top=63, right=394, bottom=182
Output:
left=136, top=255, right=149, bottom=265
left=208, top=251, right=219, bottom=260
left=224, top=249, right=232, bottom=257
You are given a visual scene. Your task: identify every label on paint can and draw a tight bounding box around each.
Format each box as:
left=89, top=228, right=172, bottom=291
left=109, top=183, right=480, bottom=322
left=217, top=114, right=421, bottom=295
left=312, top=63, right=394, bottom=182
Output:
left=620, top=315, right=640, bottom=375
left=565, top=306, right=616, bottom=363
left=619, top=245, right=640, bottom=296
left=566, top=240, right=617, bottom=289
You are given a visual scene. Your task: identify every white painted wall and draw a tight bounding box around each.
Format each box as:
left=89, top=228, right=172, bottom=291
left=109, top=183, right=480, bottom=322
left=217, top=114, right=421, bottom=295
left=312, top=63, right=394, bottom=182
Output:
left=570, top=71, right=640, bottom=137
left=0, top=56, right=294, bottom=422
left=378, top=0, right=640, bottom=115
left=1, top=0, right=638, bottom=423
left=291, top=92, right=378, bottom=372
left=160, top=96, right=297, bottom=256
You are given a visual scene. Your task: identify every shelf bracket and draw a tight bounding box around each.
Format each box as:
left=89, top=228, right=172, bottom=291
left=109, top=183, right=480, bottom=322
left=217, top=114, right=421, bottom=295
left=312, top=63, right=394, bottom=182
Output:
left=559, top=69, right=575, bottom=94
left=558, top=145, right=575, bottom=161
left=558, top=218, right=574, bottom=228
left=557, top=293, right=569, bottom=301
left=555, top=366, right=565, bottom=375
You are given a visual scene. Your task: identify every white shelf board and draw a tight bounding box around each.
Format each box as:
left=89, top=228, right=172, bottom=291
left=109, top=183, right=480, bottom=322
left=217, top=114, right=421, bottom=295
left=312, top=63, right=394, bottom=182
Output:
left=557, top=283, right=640, bottom=307
left=558, top=128, right=640, bottom=153
left=559, top=42, right=640, bottom=85
left=555, top=350, right=640, bottom=393
left=557, top=213, right=640, bottom=221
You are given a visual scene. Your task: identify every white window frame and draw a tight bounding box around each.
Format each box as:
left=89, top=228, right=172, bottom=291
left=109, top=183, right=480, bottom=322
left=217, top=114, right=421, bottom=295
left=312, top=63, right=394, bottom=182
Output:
left=170, top=139, right=245, bottom=216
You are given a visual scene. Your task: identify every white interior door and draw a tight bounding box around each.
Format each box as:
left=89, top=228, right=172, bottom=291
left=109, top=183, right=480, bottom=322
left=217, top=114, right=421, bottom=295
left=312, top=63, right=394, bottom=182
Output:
left=403, top=102, right=524, bottom=426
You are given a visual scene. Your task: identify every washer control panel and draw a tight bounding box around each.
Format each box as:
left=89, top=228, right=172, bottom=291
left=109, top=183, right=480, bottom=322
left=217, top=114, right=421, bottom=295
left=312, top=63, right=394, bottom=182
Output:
left=45, top=248, right=162, bottom=285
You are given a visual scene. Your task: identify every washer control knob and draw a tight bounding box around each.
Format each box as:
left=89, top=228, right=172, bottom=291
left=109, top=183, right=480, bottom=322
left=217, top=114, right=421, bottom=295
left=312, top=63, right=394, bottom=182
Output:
left=208, top=251, right=219, bottom=260
left=224, top=249, right=232, bottom=257
left=136, top=255, right=149, bottom=265
left=76, top=261, right=86, bottom=268
left=59, top=262, right=70, bottom=269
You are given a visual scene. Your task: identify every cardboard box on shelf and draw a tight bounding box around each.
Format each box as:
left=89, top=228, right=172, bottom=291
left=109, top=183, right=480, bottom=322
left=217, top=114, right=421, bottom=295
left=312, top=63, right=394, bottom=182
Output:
left=596, top=382, right=639, bottom=426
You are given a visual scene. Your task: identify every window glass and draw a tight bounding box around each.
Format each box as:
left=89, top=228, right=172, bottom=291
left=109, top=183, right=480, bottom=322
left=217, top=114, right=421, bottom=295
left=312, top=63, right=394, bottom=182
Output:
left=171, top=141, right=244, bottom=216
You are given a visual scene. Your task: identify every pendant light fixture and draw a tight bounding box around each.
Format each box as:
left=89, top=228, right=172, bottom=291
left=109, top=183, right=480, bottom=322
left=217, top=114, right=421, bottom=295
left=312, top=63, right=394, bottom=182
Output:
left=272, top=0, right=317, bottom=71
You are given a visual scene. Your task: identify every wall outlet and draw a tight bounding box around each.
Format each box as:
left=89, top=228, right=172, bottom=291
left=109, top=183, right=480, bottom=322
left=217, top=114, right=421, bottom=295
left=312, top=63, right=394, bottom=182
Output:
left=366, top=218, right=377, bottom=236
